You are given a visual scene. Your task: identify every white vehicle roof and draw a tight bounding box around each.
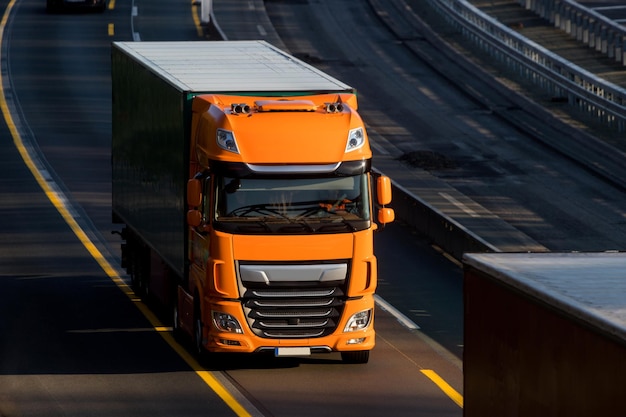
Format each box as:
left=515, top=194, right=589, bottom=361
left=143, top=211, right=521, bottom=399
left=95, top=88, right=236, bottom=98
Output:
left=113, top=40, right=354, bottom=93
left=464, top=252, right=626, bottom=342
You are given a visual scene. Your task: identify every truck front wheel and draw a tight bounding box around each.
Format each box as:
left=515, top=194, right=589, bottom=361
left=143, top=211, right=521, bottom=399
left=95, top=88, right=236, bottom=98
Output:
left=193, top=301, right=206, bottom=358
left=172, top=297, right=183, bottom=342
left=341, top=350, right=370, bottom=364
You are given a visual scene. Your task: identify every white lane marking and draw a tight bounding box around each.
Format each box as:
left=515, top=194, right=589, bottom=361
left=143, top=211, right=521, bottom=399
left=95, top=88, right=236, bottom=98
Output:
left=375, top=294, right=420, bottom=330
left=131, top=3, right=140, bottom=41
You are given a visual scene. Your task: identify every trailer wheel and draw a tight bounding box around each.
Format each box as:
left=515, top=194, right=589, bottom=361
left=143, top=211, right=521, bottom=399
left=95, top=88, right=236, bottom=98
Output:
left=130, top=253, right=141, bottom=293
left=130, top=243, right=150, bottom=300
left=341, top=350, right=370, bottom=364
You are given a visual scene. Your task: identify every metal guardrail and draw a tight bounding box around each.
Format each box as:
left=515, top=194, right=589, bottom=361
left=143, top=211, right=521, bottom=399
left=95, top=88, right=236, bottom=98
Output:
left=429, top=0, right=626, bottom=132
left=520, top=0, right=626, bottom=64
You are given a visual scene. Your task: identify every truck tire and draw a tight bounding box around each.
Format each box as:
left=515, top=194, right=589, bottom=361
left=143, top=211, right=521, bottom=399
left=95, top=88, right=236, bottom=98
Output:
left=172, top=297, right=184, bottom=342
left=129, top=253, right=141, bottom=293
left=129, top=242, right=150, bottom=300
left=193, top=300, right=206, bottom=359
left=341, top=350, right=370, bottom=364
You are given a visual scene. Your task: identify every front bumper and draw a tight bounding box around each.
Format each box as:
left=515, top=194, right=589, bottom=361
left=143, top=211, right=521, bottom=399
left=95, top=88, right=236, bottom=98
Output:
left=204, top=296, right=376, bottom=354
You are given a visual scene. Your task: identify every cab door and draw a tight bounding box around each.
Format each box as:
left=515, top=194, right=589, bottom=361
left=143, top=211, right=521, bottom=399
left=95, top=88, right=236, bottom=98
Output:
left=178, top=174, right=212, bottom=339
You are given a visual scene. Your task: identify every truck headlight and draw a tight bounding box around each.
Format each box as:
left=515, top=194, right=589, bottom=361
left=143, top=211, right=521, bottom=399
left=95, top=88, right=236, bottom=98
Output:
left=344, top=309, right=372, bottom=332
left=345, top=127, right=365, bottom=152
left=212, top=311, right=244, bottom=334
left=216, top=129, right=239, bottom=154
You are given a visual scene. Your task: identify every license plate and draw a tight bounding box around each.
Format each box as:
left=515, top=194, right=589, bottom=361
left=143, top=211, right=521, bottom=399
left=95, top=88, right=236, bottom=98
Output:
left=275, top=347, right=311, bottom=357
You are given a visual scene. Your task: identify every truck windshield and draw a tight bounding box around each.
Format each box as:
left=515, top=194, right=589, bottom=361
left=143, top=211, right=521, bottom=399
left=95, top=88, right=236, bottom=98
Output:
left=214, top=175, right=370, bottom=234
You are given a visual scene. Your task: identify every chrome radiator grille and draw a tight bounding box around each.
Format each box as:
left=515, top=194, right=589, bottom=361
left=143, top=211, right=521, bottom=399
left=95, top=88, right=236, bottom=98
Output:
left=239, top=263, right=349, bottom=339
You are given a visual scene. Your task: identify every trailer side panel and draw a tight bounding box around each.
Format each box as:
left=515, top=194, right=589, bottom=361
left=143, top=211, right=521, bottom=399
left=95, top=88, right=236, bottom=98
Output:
left=112, top=44, right=190, bottom=277
left=463, top=253, right=626, bottom=416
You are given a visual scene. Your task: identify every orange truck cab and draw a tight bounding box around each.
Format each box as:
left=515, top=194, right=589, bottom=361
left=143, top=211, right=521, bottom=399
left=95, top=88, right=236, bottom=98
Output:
left=112, top=41, right=394, bottom=364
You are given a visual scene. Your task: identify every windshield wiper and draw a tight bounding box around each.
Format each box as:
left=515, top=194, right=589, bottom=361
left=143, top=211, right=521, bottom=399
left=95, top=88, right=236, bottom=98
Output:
left=226, top=203, right=358, bottom=232
left=227, top=204, right=290, bottom=219
left=223, top=208, right=315, bottom=232
left=316, top=216, right=358, bottom=232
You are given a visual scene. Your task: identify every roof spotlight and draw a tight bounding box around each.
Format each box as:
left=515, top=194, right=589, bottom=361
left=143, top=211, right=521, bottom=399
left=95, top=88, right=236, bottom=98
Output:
left=231, top=103, right=251, bottom=114
left=325, top=102, right=344, bottom=113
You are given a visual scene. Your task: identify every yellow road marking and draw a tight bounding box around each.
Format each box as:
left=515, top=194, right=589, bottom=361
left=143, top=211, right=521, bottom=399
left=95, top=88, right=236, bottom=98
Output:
left=108, top=0, right=115, bottom=9
left=378, top=333, right=463, bottom=408
left=191, top=0, right=203, bottom=38
left=421, top=369, right=464, bottom=408
left=0, top=3, right=249, bottom=416
left=108, top=23, right=114, bottom=36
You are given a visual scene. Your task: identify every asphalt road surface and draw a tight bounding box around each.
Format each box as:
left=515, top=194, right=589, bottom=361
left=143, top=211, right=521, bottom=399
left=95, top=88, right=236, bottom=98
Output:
left=1, top=0, right=463, bottom=416
left=2, top=0, right=625, bottom=415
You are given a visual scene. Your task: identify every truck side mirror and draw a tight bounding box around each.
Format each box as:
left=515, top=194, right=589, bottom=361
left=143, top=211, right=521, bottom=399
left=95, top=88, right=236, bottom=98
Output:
left=187, top=179, right=202, bottom=207
left=376, top=175, right=392, bottom=206
left=377, top=207, right=395, bottom=225
left=187, top=210, right=202, bottom=227
left=375, top=175, right=394, bottom=226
